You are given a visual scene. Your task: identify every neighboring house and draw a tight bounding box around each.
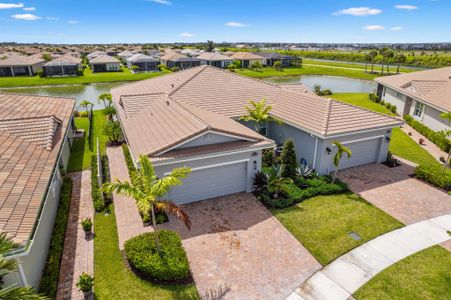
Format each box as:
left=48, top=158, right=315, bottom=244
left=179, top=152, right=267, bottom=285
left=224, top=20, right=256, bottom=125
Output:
left=253, top=52, right=302, bottom=67
left=118, top=50, right=138, bottom=60
left=197, top=52, right=234, bottom=68
left=0, top=55, right=45, bottom=76
left=42, top=55, right=82, bottom=77
left=111, top=66, right=402, bottom=205
left=230, top=52, right=266, bottom=68
left=160, top=52, right=202, bottom=70
left=143, top=49, right=161, bottom=58
left=126, top=54, right=160, bottom=72
left=375, top=66, right=451, bottom=131
left=86, top=50, right=106, bottom=60
left=90, top=54, right=121, bottom=73
left=0, top=93, right=75, bottom=290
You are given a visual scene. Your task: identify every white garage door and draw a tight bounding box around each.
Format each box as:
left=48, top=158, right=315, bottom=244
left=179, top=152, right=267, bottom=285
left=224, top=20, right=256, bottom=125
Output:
left=168, top=162, right=248, bottom=204
left=330, top=138, right=382, bottom=171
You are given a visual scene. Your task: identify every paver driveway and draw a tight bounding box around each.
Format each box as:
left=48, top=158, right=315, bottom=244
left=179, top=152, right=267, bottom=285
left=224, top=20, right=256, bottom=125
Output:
left=161, top=193, right=321, bottom=300
left=338, top=163, right=451, bottom=224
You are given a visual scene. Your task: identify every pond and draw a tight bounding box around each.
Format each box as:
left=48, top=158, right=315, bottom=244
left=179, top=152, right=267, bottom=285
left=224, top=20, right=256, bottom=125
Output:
left=0, top=82, right=124, bottom=110
left=265, top=75, right=377, bottom=93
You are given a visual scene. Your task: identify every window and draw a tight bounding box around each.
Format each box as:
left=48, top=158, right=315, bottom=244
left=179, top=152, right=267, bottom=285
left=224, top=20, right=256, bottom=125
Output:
left=413, top=102, right=425, bottom=118
left=383, top=87, right=386, bottom=97
left=396, top=92, right=402, bottom=98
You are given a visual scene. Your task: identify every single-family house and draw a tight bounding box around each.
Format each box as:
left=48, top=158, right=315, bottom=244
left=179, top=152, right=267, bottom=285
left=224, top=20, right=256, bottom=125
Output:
left=0, top=93, right=75, bottom=290
left=0, top=55, right=45, bottom=76
left=160, top=53, right=202, bottom=70
left=253, top=52, right=302, bottom=67
left=118, top=50, right=138, bottom=60
left=197, top=52, right=234, bottom=68
left=126, top=54, right=160, bottom=72
left=230, top=52, right=266, bottom=68
left=42, top=55, right=82, bottom=77
left=86, top=51, right=106, bottom=61
left=111, top=66, right=401, bottom=205
left=375, top=66, right=451, bottom=131
left=90, top=54, right=121, bottom=73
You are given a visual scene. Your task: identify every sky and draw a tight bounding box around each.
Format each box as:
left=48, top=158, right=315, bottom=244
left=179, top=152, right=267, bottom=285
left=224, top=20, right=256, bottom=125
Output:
left=0, top=0, right=450, bottom=44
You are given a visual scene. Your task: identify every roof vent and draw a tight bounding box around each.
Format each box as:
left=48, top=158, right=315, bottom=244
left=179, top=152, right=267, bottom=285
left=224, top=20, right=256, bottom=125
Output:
left=166, top=100, right=170, bottom=105
left=171, top=83, right=174, bottom=88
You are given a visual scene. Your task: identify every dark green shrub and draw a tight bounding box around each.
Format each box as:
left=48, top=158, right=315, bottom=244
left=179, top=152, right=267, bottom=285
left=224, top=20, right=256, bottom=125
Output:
left=39, top=177, right=72, bottom=298
left=91, top=155, right=105, bottom=211
left=390, top=105, right=397, bottom=114
left=415, top=164, right=451, bottom=191
left=38, top=70, right=46, bottom=78
left=124, top=230, right=190, bottom=282
left=262, top=148, right=275, bottom=167
left=369, top=93, right=380, bottom=102
left=122, top=144, right=137, bottom=173
left=280, top=139, right=297, bottom=179
left=404, top=115, right=450, bottom=152
left=385, top=102, right=392, bottom=109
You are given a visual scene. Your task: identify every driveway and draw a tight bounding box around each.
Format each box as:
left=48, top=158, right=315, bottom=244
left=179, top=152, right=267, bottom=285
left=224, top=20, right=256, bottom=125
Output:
left=161, top=193, right=321, bottom=300
left=338, top=163, right=451, bottom=224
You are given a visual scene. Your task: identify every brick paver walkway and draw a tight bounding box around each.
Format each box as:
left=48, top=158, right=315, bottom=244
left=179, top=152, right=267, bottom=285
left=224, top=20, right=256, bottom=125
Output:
left=56, top=171, right=94, bottom=300
left=161, top=193, right=321, bottom=300
left=401, top=124, right=448, bottom=163
left=338, top=163, right=451, bottom=224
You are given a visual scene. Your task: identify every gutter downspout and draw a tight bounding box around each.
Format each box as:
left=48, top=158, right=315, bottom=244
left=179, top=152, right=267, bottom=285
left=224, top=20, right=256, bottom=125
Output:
left=312, top=135, right=319, bottom=169
left=16, top=258, right=28, bottom=287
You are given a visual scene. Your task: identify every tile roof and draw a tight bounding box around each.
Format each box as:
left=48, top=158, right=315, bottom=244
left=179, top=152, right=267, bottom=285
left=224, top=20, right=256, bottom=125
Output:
left=375, top=66, right=451, bottom=112
left=89, top=54, right=120, bottom=64
left=230, top=52, right=265, bottom=60
left=126, top=53, right=159, bottom=63
left=43, top=55, right=81, bottom=67
left=0, top=54, right=44, bottom=66
left=253, top=52, right=296, bottom=59
left=196, top=52, right=234, bottom=61
left=0, top=93, right=75, bottom=245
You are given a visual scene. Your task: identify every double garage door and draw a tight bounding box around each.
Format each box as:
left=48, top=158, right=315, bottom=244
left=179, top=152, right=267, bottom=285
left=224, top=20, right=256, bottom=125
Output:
left=168, top=161, right=248, bottom=204
left=329, top=137, right=382, bottom=171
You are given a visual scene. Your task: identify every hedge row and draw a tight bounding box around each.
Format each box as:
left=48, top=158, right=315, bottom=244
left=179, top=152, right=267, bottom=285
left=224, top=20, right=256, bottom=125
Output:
left=39, top=177, right=73, bottom=298
left=404, top=115, right=450, bottom=152
left=101, top=154, right=112, bottom=203
left=415, top=164, right=451, bottom=191
left=122, top=144, right=137, bottom=174
left=368, top=93, right=397, bottom=114
left=91, top=155, right=106, bottom=211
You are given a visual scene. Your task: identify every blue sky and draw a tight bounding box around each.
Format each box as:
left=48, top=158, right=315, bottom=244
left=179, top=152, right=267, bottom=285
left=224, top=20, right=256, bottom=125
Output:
left=0, top=0, right=449, bottom=43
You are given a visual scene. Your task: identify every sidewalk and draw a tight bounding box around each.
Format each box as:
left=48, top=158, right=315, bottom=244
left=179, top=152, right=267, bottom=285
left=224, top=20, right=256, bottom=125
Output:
left=401, top=124, right=448, bottom=163
left=287, top=213, right=451, bottom=300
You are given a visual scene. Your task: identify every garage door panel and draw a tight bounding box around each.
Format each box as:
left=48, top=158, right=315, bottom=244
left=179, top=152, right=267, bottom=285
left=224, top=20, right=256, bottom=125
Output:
left=330, top=138, right=381, bottom=171
left=168, top=162, right=247, bottom=204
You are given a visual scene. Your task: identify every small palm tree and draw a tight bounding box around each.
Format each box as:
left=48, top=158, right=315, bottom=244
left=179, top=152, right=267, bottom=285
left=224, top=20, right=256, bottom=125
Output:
left=368, top=50, right=378, bottom=74
left=0, top=233, right=48, bottom=299
left=98, top=93, right=112, bottom=108
left=103, top=155, right=191, bottom=254
left=240, top=99, right=283, bottom=135
left=331, top=141, right=352, bottom=183
left=440, top=111, right=451, bottom=168
left=79, top=100, right=93, bottom=112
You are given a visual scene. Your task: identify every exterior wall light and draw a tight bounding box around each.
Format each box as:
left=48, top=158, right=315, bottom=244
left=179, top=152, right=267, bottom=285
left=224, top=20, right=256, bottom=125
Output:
left=385, top=136, right=391, bottom=143
left=253, top=160, right=257, bottom=170
left=326, top=147, right=332, bottom=155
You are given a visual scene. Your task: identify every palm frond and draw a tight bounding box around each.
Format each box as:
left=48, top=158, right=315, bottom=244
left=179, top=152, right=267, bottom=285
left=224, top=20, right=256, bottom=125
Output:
left=0, top=284, right=48, bottom=300
left=0, top=257, right=17, bottom=275
left=150, top=176, right=184, bottom=197
left=156, top=200, right=191, bottom=230
left=0, top=232, right=17, bottom=254
left=103, top=180, right=145, bottom=200
left=168, top=167, right=192, bottom=180
left=138, top=154, right=156, bottom=190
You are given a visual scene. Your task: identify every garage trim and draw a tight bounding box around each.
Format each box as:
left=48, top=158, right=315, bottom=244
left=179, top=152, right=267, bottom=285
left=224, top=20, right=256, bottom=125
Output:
left=163, top=159, right=250, bottom=176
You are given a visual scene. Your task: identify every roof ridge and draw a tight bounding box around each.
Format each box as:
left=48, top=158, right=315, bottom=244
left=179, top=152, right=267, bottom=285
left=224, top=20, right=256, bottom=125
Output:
left=168, top=65, right=209, bottom=96
left=0, top=114, right=62, bottom=124
left=167, top=96, right=209, bottom=129
left=0, top=92, right=76, bottom=101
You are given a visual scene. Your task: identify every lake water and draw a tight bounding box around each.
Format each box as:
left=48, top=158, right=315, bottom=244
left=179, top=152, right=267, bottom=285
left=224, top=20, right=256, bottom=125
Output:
left=0, top=82, right=124, bottom=110
left=265, top=75, right=377, bottom=93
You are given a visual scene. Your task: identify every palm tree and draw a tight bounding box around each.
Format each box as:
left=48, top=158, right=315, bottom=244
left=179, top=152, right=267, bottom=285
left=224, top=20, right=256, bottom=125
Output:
left=363, top=54, right=371, bottom=73
left=394, top=53, right=406, bottom=74
left=0, top=233, right=48, bottom=299
left=440, top=112, right=451, bottom=168
left=331, top=141, right=352, bottom=183
left=103, top=155, right=191, bottom=254
left=368, top=50, right=378, bottom=74
left=79, top=100, right=93, bottom=112
left=240, top=99, right=283, bottom=135
left=98, top=93, right=112, bottom=108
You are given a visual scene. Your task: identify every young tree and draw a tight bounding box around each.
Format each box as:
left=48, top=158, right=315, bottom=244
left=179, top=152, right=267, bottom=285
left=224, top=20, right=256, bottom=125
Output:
left=394, top=53, right=407, bottom=74
left=130, top=65, right=139, bottom=73
left=103, top=155, right=191, bottom=255
left=280, top=139, right=297, bottom=179
left=363, top=54, right=371, bottom=72
left=273, top=61, right=283, bottom=71
left=97, top=93, right=112, bottom=108
left=102, top=121, right=121, bottom=144
left=331, top=141, right=352, bottom=183
left=368, top=50, right=378, bottom=73
left=103, top=106, right=116, bottom=120
left=240, top=99, right=283, bottom=134
left=251, top=61, right=262, bottom=70
left=79, top=100, right=93, bottom=112
left=205, top=40, right=215, bottom=52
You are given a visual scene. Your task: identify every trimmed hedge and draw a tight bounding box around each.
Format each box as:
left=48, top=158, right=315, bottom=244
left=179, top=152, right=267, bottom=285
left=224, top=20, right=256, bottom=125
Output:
left=122, top=143, right=136, bottom=174
left=415, top=164, right=451, bottom=191
left=404, top=115, right=450, bottom=152
left=91, top=155, right=106, bottom=211
left=101, top=154, right=112, bottom=203
left=39, top=177, right=73, bottom=298
left=124, top=230, right=190, bottom=282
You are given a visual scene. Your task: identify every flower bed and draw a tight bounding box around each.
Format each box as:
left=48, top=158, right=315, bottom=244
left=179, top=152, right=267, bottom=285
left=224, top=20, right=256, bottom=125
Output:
left=404, top=115, right=450, bottom=152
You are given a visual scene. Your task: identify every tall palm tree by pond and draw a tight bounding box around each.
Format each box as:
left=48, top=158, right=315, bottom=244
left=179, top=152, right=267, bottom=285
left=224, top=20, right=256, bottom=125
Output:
left=97, top=93, right=112, bottom=108
left=79, top=100, right=93, bottom=112
left=331, top=141, right=352, bottom=183
left=103, top=155, right=191, bottom=255
left=240, top=99, right=283, bottom=135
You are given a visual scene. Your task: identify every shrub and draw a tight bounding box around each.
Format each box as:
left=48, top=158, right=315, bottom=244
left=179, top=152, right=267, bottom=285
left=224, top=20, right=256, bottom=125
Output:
left=415, top=164, right=451, bottom=191
left=38, top=70, right=46, bottom=78
left=39, top=177, right=72, bottom=298
left=76, top=272, right=94, bottom=292
left=404, top=115, right=450, bottom=152
left=262, top=148, right=275, bottom=167
left=81, top=218, right=93, bottom=232
left=91, top=155, right=106, bottom=211
left=79, top=111, right=88, bottom=118
left=390, top=105, right=397, bottom=114
left=385, top=102, right=392, bottom=109
left=124, top=230, right=190, bottom=282
left=103, top=121, right=122, bottom=144
left=368, top=93, right=380, bottom=102
left=280, top=139, right=297, bottom=179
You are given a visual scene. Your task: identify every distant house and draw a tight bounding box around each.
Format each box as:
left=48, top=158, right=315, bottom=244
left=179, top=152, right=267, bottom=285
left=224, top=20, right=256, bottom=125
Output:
left=86, top=51, right=106, bottom=60
left=197, top=52, right=234, bottom=68
left=126, top=53, right=160, bottom=72
left=42, top=55, right=82, bottom=77
left=229, top=52, right=265, bottom=68
left=118, top=50, right=138, bottom=60
left=90, top=54, right=121, bottom=73
left=253, top=52, right=302, bottom=67
left=160, top=52, right=202, bottom=70
left=0, top=55, right=45, bottom=76
left=375, top=66, right=451, bottom=131
left=143, top=49, right=161, bottom=58
left=0, top=93, right=75, bottom=290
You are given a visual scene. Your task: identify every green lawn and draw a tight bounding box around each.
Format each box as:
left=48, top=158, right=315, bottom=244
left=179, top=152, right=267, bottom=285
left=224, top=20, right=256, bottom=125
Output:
left=0, top=67, right=167, bottom=88
left=354, top=246, right=451, bottom=300
left=330, top=93, right=396, bottom=116
left=271, top=193, right=403, bottom=265
left=67, top=110, right=108, bottom=172
left=94, top=204, right=199, bottom=300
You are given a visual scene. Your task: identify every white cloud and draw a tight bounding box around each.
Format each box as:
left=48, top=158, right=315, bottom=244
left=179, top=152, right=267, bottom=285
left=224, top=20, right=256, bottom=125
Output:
left=0, top=2, right=23, bottom=9
left=225, top=21, right=249, bottom=27
left=46, top=16, right=60, bottom=20
left=68, top=20, right=78, bottom=24
left=334, top=7, right=382, bottom=16
left=11, top=13, right=41, bottom=20
left=148, top=0, right=172, bottom=5
left=395, top=5, right=419, bottom=10
left=364, top=25, right=385, bottom=31
left=391, top=26, right=403, bottom=31
left=179, top=32, right=194, bottom=37
left=23, top=6, right=35, bottom=11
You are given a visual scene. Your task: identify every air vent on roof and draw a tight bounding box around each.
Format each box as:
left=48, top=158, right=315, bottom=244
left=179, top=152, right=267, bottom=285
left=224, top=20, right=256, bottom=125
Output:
left=171, top=83, right=174, bottom=88
left=166, top=100, right=170, bottom=105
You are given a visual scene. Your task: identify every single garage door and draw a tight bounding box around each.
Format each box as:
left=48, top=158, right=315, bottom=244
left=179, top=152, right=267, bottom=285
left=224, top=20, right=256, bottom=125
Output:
left=330, top=138, right=382, bottom=171
left=168, top=161, right=248, bottom=204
